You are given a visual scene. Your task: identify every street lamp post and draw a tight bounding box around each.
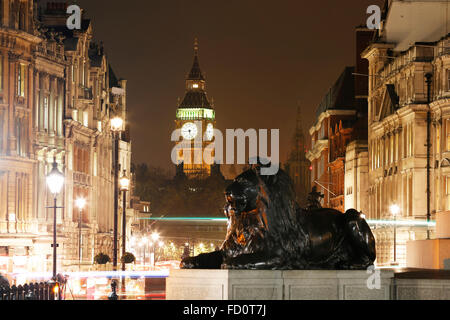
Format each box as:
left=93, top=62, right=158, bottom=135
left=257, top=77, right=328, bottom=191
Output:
left=75, top=197, right=86, bottom=272
left=119, top=172, right=130, bottom=272
left=111, top=117, right=124, bottom=271
left=151, top=232, right=160, bottom=269
left=119, top=172, right=130, bottom=297
left=46, top=160, right=65, bottom=280
left=425, top=73, right=433, bottom=240
left=390, top=204, right=400, bottom=265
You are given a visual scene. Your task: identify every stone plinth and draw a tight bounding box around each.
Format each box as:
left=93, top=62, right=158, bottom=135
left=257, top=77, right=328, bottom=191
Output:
left=166, top=269, right=394, bottom=300
left=407, top=239, right=450, bottom=270
left=395, top=279, right=450, bottom=300
left=436, top=211, right=450, bottom=239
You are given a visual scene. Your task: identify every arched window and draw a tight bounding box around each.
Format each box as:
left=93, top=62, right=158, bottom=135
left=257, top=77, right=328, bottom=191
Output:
left=15, top=117, right=27, bottom=157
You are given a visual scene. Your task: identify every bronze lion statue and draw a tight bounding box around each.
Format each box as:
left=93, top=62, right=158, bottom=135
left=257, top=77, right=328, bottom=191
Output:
left=181, top=163, right=376, bottom=270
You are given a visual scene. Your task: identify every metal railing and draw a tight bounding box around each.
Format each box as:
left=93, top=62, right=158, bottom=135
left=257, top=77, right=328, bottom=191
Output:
left=0, top=282, right=58, bottom=300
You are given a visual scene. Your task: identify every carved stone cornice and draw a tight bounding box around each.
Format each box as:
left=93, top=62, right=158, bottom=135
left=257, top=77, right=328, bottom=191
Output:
left=8, top=52, right=22, bottom=62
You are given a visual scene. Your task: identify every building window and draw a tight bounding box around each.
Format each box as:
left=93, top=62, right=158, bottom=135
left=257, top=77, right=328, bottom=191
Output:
left=17, top=64, right=26, bottom=97
left=385, top=137, right=389, bottom=166
left=403, top=124, right=407, bottom=158
left=389, top=134, right=395, bottom=163
left=80, top=61, right=85, bottom=86
left=15, top=118, right=27, bottom=157
left=446, top=177, right=450, bottom=210
left=395, top=132, right=399, bottom=162
left=407, top=124, right=413, bottom=157
left=73, top=109, right=78, bottom=122
left=446, top=119, right=450, bottom=151
left=435, top=176, right=440, bottom=212
left=43, top=97, right=49, bottom=130
left=97, top=121, right=102, bottom=132
left=53, top=98, right=58, bottom=133
left=436, top=125, right=441, bottom=155
left=83, top=111, right=88, bottom=127
left=447, top=70, right=450, bottom=91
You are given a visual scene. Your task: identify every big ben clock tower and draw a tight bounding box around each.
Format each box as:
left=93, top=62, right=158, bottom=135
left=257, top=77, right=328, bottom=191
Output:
left=174, top=39, right=216, bottom=178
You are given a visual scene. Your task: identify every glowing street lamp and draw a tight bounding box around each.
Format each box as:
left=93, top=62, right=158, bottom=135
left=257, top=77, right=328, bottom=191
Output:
left=75, top=197, right=86, bottom=271
left=46, top=160, right=65, bottom=280
left=390, top=204, right=400, bottom=216
left=110, top=117, right=124, bottom=133
left=46, top=162, right=64, bottom=196
left=151, top=232, right=160, bottom=242
left=75, top=198, right=86, bottom=210
left=390, top=204, right=401, bottom=265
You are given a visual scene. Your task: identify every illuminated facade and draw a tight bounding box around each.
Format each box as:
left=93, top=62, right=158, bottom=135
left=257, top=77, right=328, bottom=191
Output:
left=174, top=39, right=216, bottom=179
left=362, top=0, right=450, bottom=265
left=306, top=67, right=360, bottom=209
left=0, top=0, right=41, bottom=274
left=307, top=28, right=373, bottom=212
left=0, top=2, right=133, bottom=274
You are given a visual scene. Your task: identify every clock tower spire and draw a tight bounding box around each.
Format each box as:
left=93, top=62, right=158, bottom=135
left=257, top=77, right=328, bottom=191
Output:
left=174, top=39, right=216, bottom=179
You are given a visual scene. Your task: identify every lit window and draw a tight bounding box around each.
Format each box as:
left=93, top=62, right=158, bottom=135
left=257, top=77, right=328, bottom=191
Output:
left=447, top=70, right=450, bottom=91
left=193, top=83, right=199, bottom=89
left=73, top=109, right=78, bottom=123
left=446, top=119, right=450, bottom=151
left=44, top=97, right=49, bottom=130
left=18, top=64, right=26, bottom=97
left=437, top=126, right=441, bottom=155
left=83, top=111, right=88, bottom=127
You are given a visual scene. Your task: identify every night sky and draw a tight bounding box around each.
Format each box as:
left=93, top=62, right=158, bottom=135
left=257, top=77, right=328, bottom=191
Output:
left=74, top=0, right=384, bottom=170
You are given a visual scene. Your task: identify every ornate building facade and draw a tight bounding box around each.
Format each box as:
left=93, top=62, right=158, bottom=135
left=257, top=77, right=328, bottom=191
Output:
left=363, top=0, right=449, bottom=266
left=0, top=1, right=132, bottom=274
left=306, top=66, right=360, bottom=209
left=307, top=28, right=373, bottom=213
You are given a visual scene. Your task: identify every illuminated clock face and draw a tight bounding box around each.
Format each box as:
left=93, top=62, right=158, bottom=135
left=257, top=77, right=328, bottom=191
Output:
left=181, top=122, right=198, bottom=140
left=206, top=123, right=214, bottom=141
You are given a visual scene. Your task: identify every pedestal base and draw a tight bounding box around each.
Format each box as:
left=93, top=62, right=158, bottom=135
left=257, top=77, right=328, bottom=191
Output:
left=407, top=239, right=450, bottom=270
left=166, top=269, right=395, bottom=300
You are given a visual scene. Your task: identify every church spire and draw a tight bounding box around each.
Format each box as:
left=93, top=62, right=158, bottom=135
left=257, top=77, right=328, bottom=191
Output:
left=295, top=102, right=304, bottom=141
left=292, top=102, right=307, bottom=159
left=194, top=37, right=199, bottom=56
left=188, top=37, right=205, bottom=81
